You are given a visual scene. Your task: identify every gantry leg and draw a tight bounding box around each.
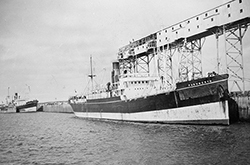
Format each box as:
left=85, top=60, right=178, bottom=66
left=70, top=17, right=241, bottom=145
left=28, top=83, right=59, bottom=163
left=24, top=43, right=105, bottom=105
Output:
left=224, top=23, right=248, bottom=92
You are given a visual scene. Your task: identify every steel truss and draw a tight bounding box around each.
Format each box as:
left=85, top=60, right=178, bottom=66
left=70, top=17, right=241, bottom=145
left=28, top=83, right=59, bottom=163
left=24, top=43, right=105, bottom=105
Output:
left=224, top=23, right=248, bottom=92
left=134, top=53, right=155, bottom=74
left=119, top=58, right=135, bottom=75
left=157, top=45, right=176, bottom=87
left=119, top=53, right=155, bottom=75
left=178, top=38, right=204, bottom=82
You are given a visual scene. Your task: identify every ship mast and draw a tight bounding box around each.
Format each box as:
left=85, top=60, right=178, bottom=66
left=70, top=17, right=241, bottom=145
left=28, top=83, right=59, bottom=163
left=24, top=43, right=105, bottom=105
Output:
left=88, top=55, right=96, bottom=91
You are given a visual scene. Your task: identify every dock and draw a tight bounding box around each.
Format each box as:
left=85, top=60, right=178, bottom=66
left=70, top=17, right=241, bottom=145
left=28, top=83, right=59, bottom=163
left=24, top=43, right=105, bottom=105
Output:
left=37, top=101, right=73, bottom=113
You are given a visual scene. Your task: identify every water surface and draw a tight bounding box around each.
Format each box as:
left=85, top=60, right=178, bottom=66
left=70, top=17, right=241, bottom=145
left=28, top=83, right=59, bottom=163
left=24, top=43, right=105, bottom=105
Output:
left=0, top=112, right=250, bottom=164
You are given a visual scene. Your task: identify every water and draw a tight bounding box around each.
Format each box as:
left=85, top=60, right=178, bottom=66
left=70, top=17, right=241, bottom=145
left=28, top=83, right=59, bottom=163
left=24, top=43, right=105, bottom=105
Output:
left=0, top=113, right=250, bottom=165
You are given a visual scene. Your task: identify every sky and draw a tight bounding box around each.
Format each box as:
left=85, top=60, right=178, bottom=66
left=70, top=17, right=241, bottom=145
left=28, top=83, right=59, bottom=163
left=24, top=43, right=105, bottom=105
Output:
left=0, top=0, right=249, bottom=103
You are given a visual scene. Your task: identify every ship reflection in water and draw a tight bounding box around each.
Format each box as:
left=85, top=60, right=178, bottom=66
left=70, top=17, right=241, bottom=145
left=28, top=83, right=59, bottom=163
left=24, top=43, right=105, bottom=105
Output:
left=0, top=113, right=249, bottom=164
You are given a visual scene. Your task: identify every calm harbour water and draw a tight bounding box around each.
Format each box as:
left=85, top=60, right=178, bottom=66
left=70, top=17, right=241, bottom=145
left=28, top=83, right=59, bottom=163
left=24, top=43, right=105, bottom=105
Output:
left=0, top=112, right=250, bottom=165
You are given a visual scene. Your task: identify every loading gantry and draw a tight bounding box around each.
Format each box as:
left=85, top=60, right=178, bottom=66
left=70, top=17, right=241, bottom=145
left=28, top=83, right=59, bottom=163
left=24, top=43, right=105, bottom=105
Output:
left=117, top=0, right=250, bottom=92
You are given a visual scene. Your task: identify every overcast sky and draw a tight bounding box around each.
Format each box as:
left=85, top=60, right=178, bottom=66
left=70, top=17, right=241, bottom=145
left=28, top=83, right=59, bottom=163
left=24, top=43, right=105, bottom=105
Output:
left=0, top=0, right=249, bottom=102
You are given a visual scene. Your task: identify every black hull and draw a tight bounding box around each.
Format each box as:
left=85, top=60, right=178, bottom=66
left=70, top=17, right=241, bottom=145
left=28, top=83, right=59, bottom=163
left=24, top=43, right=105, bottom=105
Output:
left=16, top=100, right=38, bottom=113
left=70, top=74, right=229, bottom=114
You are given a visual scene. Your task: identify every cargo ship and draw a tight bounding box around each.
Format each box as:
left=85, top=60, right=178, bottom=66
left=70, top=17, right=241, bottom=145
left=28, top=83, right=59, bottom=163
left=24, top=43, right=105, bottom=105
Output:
left=69, top=55, right=231, bottom=125
left=1, top=93, right=39, bottom=113
left=15, top=99, right=38, bottom=113
left=12, top=93, right=38, bottom=112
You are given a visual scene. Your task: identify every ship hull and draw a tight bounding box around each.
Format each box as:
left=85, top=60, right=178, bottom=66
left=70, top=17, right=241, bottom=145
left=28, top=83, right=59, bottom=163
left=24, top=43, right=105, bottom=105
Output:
left=18, top=106, right=37, bottom=113
left=73, top=101, right=229, bottom=125
left=70, top=93, right=230, bottom=125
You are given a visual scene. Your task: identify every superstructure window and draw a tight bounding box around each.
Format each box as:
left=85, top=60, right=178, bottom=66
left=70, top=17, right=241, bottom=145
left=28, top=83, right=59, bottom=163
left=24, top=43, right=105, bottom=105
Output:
left=239, top=0, right=242, bottom=3
left=240, top=9, right=243, bottom=13
left=215, top=9, right=218, bottom=13
left=227, top=4, right=230, bottom=8
left=196, top=17, right=199, bottom=20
